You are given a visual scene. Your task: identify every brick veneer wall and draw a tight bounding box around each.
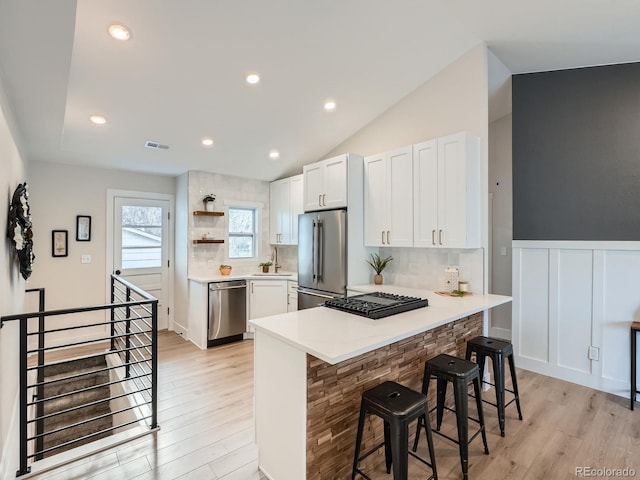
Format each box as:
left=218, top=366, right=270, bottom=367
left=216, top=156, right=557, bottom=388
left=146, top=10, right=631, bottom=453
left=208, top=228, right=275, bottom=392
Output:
left=306, top=313, right=483, bottom=480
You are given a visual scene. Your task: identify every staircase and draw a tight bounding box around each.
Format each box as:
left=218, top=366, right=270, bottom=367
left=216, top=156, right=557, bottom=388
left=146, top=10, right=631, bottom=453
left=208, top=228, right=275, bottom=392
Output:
left=40, top=355, right=113, bottom=457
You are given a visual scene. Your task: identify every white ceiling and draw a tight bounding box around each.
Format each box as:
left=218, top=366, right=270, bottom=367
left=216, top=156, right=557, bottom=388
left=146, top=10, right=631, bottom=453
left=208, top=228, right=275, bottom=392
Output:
left=1, top=0, right=640, bottom=181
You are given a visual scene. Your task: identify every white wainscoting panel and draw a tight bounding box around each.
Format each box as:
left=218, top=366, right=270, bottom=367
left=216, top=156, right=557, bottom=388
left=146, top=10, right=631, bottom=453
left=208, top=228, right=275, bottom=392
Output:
left=515, top=248, right=549, bottom=363
left=513, top=241, right=640, bottom=399
left=556, top=249, right=592, bottom=374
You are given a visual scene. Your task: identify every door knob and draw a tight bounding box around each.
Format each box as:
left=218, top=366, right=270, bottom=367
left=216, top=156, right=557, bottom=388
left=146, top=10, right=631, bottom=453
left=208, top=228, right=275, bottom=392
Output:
left=115, top=270, right=121, bottom=275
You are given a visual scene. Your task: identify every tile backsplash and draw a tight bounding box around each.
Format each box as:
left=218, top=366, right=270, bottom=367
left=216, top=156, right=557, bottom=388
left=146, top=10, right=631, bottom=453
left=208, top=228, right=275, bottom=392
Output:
left=374, top=247, right=484, bottom=293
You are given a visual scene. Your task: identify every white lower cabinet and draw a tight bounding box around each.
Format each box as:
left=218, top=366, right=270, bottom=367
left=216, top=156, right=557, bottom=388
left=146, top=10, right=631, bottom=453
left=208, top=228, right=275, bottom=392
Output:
left=287, top=281, right=298, bottom=312
left=248, top=280, right=288, bottom=330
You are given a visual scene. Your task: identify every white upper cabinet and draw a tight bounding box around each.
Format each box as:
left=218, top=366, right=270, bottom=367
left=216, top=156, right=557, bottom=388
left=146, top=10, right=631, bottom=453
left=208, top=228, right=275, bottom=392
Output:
left=413, top=132, right=480, bottom=248
left=269, top=174, right=303, bottom=245
left=364, top=146, right=413, bottom=247
left=303, top=154, right=348, bottom=211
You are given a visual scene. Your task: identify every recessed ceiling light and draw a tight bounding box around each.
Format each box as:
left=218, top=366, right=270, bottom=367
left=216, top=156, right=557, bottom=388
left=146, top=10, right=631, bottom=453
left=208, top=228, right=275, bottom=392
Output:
left=269, top=150, right=280, bottom=160
left=108, top=24, right=131, bottom=41
left=246, top=74, right=260, bottom=85
left=89, top=114, right=107, bottom=125
left=201, top=137, right=214, bottom=147
left=324, top=100, right=337, bottom=112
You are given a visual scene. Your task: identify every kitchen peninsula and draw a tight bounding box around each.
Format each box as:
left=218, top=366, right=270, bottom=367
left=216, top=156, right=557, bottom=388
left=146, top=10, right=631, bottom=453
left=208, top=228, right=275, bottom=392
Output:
left=250, top=285, right=511, bottom=480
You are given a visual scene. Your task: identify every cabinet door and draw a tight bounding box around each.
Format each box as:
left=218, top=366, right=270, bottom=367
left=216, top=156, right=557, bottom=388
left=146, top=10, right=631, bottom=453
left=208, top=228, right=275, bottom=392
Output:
left=289, top=174, right=304, bottom=245
left=249, top=280, right=288, bottom=320
left=322, top=154, right=348, bottom=209
left=438, top=132, right=480, bottom=248
left=269, top=179, right=289, bottom=244
left=413, top=140, right=439, bottom=247
left=303, top=162, right=324, bottom=212
left=364, top=153, right=388, bottom=246
left=388, top=146, right=413, bottom=247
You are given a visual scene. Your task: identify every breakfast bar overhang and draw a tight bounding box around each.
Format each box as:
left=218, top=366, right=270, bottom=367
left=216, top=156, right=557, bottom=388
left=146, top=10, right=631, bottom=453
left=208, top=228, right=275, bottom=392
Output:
left=250, top=285, right=512, bottom=480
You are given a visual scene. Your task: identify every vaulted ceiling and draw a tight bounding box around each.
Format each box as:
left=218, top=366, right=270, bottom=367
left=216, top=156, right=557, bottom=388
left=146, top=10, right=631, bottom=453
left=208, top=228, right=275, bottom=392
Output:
left=1, top=0, right=639, bottom=180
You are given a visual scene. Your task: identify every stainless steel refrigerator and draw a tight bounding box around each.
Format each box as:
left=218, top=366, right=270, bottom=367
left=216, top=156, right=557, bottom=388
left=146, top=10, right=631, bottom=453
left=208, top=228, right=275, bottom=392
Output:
left=297, top=209, right=347, bottom=309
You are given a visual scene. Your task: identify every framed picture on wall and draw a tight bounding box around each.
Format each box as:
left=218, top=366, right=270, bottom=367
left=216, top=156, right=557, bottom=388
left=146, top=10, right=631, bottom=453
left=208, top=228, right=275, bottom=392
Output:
left=76, top=215, right=91, bottom=241
left=52, top=230, right=68, bottom=257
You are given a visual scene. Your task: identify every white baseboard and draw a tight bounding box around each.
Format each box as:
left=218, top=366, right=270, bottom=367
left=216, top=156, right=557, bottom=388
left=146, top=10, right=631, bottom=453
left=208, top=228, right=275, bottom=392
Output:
left=516, top=355, right=629, bottom=400
left=172, top=322, right=188, bottom=338
left=489, top=327, right=511, bottom=341
left=0, top=391, right=20, bottom=480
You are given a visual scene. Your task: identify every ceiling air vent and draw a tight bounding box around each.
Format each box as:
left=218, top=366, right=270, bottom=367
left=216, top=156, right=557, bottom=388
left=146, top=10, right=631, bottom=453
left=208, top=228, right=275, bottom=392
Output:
left=144, top=140, right=170, bottom=150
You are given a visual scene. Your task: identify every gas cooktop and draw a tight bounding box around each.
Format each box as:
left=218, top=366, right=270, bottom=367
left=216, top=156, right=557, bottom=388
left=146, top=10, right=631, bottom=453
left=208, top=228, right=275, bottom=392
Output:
left=324, top=292, right=428, bottom=319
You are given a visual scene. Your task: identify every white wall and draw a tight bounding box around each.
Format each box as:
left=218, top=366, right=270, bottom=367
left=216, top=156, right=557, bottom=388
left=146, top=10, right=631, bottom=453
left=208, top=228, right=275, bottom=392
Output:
left=0, top=76, right=27, bottom=479
left=489, top=113, right=513, bottom=336
left=26, top=161, right=176, bottom=344
left=325, top=44, right=490, bottom=293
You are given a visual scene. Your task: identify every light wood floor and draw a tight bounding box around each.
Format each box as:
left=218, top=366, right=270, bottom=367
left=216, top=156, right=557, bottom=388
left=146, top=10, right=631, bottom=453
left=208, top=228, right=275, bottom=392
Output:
left=27, top=331, right=640, bottom=480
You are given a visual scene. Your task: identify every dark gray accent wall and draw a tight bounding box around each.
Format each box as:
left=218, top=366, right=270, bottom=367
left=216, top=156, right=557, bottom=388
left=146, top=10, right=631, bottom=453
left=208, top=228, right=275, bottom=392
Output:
left=513, top=63, right=640, bottom=240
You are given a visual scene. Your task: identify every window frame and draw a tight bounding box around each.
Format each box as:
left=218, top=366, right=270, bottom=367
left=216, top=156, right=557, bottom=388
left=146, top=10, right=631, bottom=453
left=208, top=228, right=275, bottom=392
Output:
left=225, top=201, right=262, bottom=261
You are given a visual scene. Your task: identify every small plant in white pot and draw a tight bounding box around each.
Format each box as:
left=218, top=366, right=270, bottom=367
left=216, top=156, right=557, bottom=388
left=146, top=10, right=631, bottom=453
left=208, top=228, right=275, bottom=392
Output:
left=366, top=253, right=393, bottom=285
left=203, top=194, right=216, bottom=212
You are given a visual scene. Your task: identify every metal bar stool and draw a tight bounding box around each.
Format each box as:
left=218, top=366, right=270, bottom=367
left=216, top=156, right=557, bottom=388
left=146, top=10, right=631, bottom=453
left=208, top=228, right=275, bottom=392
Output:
left=465, top=336, right=523, bottom=436
left=413, top=354, right=488, bottom=480
left=352, top=381, right=438, bottom=480
left=632, top=322, right=640, bottom=410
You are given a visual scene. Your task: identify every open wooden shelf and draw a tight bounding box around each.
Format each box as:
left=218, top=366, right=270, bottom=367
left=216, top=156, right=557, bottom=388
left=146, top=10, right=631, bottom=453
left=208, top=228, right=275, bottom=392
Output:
left=193, top=211, right=224, bottom=216
left=192, top=239, right=224, bottom=244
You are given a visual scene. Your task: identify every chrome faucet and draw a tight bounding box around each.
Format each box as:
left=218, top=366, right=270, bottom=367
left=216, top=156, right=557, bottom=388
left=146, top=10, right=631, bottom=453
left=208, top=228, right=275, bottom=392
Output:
left=273, top=246, right=281, bottom=273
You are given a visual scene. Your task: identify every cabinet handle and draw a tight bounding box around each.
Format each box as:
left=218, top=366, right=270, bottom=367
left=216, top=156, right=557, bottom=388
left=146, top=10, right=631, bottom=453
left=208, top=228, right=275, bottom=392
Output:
left=251, top=282, right=254, bottom=294
left=439, top=229, right=444, bottom=245
left=386, top=230, right=390, bottom=245
left=381, top=231, right=385, bottom=245
left=322, top=194, right=326, bottom=206
left=432, top=230, right=436, bottom=246
left=318, top=194, right=322, bottom=207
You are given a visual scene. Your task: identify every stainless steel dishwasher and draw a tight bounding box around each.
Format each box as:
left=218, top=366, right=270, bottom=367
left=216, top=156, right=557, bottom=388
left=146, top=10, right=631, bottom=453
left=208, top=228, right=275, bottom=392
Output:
left=208, top=280, right=247, bottom=347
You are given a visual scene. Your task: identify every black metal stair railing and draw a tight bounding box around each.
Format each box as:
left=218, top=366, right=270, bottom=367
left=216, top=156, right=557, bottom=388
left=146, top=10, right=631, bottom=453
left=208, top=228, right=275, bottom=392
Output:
left=0, top=275, right=159, bottom=477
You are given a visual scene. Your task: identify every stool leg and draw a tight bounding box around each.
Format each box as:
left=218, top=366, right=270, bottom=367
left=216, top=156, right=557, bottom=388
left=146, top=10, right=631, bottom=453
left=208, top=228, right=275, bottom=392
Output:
left=465, top=343, right=473, bottom=361
left=389, top=419, right=409, bottom=480
left=421, top=406, right=439, bottom=480
left=452, top=380, right=469, bottom=480
left=436, top=377, right=447, bottom=431
left=632, top=330, right=637, bottom=411
left=351, top=403, right=367, bottom=480
left=476, top=352, right=487, bottom=387
left=493, top=353, right=506, bottom=437
left=472, top=376, right=490, bottom=455
left=412, top=414, right=423, bottom=452
left=507, top=353, right=524, bottom=420
left=384, top=421, right=392, bottom=474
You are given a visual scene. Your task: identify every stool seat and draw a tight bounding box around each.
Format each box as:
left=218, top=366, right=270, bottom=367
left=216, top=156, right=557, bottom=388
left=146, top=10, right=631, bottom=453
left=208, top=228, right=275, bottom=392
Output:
left=466, top=335, right=523, bottom=437
left=363, top=381, right=428, bottom=419
left=414, top=354, right=488, bottom=480
left=352, top=381, right=437, bottom=480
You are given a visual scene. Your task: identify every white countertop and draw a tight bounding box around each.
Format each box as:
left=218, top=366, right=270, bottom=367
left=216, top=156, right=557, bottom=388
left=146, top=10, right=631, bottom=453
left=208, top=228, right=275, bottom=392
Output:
left=189, top=271, right=297, bottom=283
left=250, top=284, right=511, bottom=365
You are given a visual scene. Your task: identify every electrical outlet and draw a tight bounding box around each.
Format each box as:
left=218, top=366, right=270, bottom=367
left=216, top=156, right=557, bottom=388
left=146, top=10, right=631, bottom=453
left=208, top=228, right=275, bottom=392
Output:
left=588, top=346, right=600, bottom=361
left=207, top=260, right=215, bottom=268
left=81, top=255, right=91, bottom=264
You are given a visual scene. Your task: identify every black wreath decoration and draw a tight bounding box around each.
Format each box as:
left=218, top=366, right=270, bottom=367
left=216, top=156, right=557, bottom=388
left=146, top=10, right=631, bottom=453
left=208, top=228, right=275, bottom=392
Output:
left=7, top=182, right=35, bottom=280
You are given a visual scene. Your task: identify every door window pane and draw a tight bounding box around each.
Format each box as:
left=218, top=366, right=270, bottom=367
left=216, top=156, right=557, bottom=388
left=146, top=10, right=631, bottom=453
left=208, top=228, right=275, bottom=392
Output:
left=121, top=206, right=162, bottom=268
left=229, top=207, right=256, bottom=258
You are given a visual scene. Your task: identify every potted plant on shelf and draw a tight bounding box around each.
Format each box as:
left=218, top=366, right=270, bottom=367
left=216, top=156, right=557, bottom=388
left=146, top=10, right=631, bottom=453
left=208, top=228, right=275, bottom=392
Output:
left=259, top=261, right=273, bottom=273
left=219, top=264, right=232, bottom=276
left=203, top=194, right=216, bottom=212
left=366, top=253, right=393, bottom=285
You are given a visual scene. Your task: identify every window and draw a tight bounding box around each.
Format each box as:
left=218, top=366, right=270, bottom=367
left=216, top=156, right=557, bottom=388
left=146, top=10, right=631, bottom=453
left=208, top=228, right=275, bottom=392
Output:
left=121, top=205, right=163, bottom=269
left=228, top=207, right=257, bottom=258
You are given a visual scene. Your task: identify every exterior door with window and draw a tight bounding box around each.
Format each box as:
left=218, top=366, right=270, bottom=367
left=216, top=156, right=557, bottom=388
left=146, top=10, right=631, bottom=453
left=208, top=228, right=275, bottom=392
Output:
left=112, top=196, right=171, bottom=330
